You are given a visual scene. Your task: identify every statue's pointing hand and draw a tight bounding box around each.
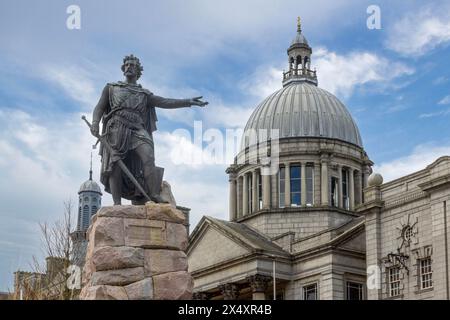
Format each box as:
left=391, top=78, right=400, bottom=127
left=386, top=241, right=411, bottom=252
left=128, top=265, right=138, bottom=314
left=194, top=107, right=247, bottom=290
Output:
left=190, top=96, right=208, bottom=107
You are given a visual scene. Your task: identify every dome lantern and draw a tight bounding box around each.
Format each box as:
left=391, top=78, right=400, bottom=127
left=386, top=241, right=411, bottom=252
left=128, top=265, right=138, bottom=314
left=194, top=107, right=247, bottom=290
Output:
left=283, top=17, right=318, bottom=87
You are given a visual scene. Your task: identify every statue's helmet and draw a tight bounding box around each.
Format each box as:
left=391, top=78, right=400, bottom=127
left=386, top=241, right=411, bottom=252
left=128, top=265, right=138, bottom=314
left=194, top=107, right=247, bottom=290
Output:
left=121, top=54, right=144, bottom=79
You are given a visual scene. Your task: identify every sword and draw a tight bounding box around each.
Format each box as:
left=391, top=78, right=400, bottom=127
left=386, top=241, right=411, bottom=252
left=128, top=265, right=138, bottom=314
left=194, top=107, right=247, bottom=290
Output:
left=81, top=115, right=152, bottom=202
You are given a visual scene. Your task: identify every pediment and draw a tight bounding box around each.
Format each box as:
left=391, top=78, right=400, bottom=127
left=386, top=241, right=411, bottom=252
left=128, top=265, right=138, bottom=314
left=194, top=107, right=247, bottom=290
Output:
left=188, top=222, right=251, bottom=273
left=338, top=230, right=366, bottom=252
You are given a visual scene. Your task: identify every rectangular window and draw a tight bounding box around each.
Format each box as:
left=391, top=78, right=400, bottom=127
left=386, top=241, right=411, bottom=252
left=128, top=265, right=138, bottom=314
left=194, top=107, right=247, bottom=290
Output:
left=419, top=258, right=433, bottom=290
left=290, top=165, right=301, bottom=206
left=279, top=166, right=285, bottom=208
left=258, top=172, right=262, bottom=210
left=303, top=283, right=318, bottom=300
left=306, top=164, right=314, bottom=206
left=248, top=174, right=253, bottom=213
left=342, top=169, right=349, bottom=209
left=388, top=267, right=401, bottom=297
left=346, top=282, right=363, bottom=300
left=331, top=177, right=339, bottom=207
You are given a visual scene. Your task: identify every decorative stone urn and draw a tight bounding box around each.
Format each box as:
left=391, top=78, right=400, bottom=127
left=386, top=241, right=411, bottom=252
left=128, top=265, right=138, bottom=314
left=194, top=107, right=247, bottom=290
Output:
left=79, top=202, right=193, bottom=300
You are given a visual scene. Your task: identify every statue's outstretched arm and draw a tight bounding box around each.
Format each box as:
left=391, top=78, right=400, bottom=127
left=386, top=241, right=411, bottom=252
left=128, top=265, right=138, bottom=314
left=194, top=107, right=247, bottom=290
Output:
left=150, top=95, right=208, bottom=109
left=149, top=95, right=191, bottom=109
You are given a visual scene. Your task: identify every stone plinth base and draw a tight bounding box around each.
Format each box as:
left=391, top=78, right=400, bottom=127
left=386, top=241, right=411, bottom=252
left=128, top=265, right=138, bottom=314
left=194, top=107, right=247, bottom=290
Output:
left=79, top=202, right=193, bottom=300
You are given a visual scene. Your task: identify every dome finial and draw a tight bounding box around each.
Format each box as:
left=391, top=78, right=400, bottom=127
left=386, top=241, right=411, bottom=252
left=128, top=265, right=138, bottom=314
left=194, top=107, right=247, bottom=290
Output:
left=89, top=152, right=93, bottom=181
left=297, top=16, right=302, bottom=33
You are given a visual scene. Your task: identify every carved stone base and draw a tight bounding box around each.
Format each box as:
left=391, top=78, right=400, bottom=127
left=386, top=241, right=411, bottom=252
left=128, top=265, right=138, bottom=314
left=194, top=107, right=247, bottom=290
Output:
left=79, top=202, right=193, bottom=300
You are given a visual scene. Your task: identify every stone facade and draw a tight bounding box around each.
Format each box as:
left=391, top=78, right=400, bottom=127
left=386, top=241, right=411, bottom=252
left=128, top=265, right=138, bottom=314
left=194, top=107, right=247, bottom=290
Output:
left=359, top=156, right=450, bottom=300
left=80, top=203, right=193, bottom=300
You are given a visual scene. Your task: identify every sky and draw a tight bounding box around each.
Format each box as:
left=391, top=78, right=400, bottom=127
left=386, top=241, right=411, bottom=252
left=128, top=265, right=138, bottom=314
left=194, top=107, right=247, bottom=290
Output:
left=1, top=0, right=450, bottom=292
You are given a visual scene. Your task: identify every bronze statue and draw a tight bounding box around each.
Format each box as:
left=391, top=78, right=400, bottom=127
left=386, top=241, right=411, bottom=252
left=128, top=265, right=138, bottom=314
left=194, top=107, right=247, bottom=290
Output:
left=87, top=54, right=208, bottom=205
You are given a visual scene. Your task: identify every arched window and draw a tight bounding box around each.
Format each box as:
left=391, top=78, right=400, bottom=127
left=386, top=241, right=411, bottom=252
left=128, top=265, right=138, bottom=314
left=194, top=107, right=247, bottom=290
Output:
left=304, top=56, right=309, bottom=68
left=91, top=205, right=98, bottom=216
left=296, top=55, right=302, bottom=70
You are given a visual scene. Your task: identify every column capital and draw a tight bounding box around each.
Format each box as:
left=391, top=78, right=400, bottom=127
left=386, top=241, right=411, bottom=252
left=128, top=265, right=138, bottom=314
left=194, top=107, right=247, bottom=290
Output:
left=247, top=275, right=272, bottom=293
left=219, top=283, right=240, bottom=300
left=363, top=165, right=372, bottom=175
left=226, top=165, right=238, bottom=175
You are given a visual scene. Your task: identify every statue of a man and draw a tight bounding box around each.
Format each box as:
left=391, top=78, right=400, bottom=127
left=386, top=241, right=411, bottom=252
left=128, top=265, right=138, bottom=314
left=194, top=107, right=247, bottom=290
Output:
left=90, top=54, right=208, bottom=205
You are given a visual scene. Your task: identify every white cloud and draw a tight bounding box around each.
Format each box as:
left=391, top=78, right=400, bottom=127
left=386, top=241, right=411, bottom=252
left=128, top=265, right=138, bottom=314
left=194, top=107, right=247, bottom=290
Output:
left=438, top=95, right=450, bottom=105
left=433, top=76, right=449, bottom=85
left=240, top=66, right=284, bottom=100
left=0, top=107, right=230, bottom=290
left=386, top=8, right=450, bottom=57
left=313, top=48, right=414, bottom=97
left=202, top=102, right=254, bottom=129
left=374, top=143, right=450, bottom=182
left=40, top=64, right=100, bottom=110
left=241, top=48, right=414, bottom=99
left=419, top=108, right=450, bottom=119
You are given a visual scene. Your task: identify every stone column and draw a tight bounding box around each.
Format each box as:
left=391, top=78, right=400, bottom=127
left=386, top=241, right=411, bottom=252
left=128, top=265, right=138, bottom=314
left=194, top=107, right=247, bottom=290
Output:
left=355, top=170, right=362, bottom=206
left=338, top=165, right=343, bottom=208
left=284, top=163, right=291, bottom=207
left=363, top=166, right=370, bottom=189
left=321, top=157, right=329, bottom=206
left=247, top=275, right=271, bottom=300
left=236, top=177, right=241, bottom=219
left=262, top=168, right=271, bottom=209
left=301, top=163, right=307, bottom=206
left=229, top=174, right=237, bottom=221
left=252, top=170, right=258, bottom=212
left=219, top=283, right=240, bottom=300
left=242, top=174, right=248, bottom=216
left=349, top=168, right=355, bottom=210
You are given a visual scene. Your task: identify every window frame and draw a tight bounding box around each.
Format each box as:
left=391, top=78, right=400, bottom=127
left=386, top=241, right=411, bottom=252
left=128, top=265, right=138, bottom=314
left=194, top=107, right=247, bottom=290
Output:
left=345, top=281, right=364, bottom=300
left=419, top=257, right=433, bottom=290
left=257, top=171, right=262, bottom=210
left=388, top=266, right=401, bottom=297
left=342, top=169, right=349, bottom=210
left=279, top=166, right=285, bottom=208
left=290, top=164, right=301, bottom=206
left=305, top=164, right=314, bottom=206
left=302, top=282, right=318, bottom=300
left=330, top=176, right=339, bottom=207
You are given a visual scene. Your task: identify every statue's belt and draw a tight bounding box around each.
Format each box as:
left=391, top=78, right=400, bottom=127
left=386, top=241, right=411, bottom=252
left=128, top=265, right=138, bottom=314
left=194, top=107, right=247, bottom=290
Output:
left=106, top=113, right=144, bottom=131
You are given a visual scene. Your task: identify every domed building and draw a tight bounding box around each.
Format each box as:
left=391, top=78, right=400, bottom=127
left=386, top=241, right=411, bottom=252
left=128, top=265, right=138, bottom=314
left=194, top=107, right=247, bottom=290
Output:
left=188, top=20, right=372, bottom=300
left=188, top=19, right=450, bottom=300
left=71, top=156, right=102, bottom=267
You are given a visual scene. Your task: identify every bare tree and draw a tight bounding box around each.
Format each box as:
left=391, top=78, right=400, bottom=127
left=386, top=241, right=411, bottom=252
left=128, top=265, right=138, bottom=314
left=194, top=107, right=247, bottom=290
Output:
left=16, top=200, right=78, bottom=300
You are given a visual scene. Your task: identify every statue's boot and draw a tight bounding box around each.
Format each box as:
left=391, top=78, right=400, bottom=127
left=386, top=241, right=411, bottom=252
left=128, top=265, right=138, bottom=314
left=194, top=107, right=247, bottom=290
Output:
left=147, top=166, right=168, bottom=203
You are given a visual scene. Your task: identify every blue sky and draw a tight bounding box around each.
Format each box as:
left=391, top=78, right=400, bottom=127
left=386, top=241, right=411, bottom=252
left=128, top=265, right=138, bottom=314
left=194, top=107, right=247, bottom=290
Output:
left=1, top=0, right=450, bottom=292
